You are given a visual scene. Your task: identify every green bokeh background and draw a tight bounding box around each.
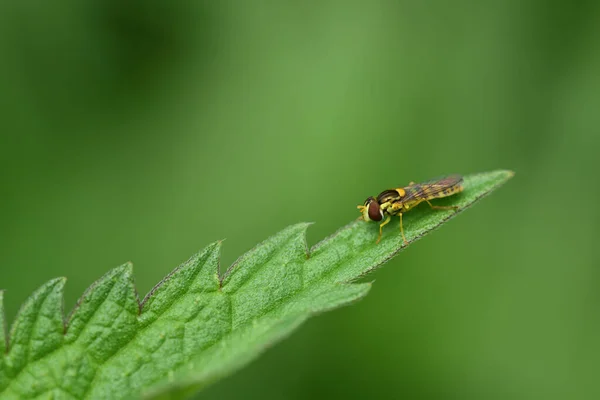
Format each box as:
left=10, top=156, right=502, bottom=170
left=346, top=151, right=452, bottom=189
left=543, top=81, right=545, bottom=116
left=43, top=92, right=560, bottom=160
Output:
left=1, top=1, right=598, bottom=399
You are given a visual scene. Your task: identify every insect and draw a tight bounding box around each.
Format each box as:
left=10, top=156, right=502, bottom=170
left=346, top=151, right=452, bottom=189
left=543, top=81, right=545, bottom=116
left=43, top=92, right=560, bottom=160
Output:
left=357, top=174, right=464, bottom=245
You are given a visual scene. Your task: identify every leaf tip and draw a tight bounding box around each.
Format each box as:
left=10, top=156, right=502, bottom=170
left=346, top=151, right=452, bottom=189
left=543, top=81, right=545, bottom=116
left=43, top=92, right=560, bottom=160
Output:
left=113, top=262, right=135, bottom=278
left=284, top=222, right=314, bottom=237
left=195, top=240, right=223, bottom=273
left=498, top=169, right=515, bottom=179
left=7, top=276, right=68, bottom=352
left=206, top=240, right=224, bottom=252
left=46, top=277, right=67, bottom=292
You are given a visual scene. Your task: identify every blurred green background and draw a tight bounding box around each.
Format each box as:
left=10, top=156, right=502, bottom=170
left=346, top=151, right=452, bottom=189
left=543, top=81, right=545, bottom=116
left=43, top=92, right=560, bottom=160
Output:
left=1, top=0, right=598, bottom=399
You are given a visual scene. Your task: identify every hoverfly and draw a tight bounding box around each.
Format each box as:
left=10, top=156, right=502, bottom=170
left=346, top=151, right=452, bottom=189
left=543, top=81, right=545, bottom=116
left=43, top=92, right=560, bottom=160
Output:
left=357, top=174, right=464, bottom=244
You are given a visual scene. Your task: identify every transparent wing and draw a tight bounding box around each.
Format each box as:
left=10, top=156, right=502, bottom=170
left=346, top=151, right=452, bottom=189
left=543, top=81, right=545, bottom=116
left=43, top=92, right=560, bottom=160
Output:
left=402, top=174, right=463, bottom=202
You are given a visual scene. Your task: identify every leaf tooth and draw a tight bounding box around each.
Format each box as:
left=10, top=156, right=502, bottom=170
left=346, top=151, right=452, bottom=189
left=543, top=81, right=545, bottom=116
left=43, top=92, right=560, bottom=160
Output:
left=5, top=277, right=66, bottom=373
left=65, top=264, right=129, bottom=339
left=139, top=241, right=222, bottom=323
left=220, top=222, right=311, bottom=291
left=64, top=263, right=139, bottom=364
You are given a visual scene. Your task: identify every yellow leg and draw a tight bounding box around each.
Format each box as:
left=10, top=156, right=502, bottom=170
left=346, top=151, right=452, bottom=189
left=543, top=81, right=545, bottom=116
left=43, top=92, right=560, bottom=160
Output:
left=399, top=213, right=408, bottom=245
left=425, top=199, right=459, bottom=211
left=377, top=215, right=391, bottom=244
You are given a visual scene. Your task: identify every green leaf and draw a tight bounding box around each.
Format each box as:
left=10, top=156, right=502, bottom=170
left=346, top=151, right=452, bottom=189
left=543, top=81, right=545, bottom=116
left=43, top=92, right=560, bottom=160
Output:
left=0, top=170, right=513, bottom=399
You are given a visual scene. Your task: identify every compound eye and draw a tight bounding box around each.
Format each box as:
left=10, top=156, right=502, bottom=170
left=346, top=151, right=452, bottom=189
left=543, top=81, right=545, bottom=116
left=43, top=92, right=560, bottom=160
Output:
left=368, top=199, right=383, bottom=221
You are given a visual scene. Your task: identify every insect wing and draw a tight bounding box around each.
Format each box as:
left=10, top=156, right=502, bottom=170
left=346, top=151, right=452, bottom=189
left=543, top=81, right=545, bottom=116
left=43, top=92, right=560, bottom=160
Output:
left=402, top=174, right=463, bottom=202
left=419, top=174, right=463, bottom=187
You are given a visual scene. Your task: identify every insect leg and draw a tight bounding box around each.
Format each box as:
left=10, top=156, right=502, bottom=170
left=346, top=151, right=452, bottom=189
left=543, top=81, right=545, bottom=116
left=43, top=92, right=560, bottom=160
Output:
left=425, top=199, right=459, bottom=211
left=376, top=215, right=391, bottom=244
left=399, top=213, right=408, bottom=245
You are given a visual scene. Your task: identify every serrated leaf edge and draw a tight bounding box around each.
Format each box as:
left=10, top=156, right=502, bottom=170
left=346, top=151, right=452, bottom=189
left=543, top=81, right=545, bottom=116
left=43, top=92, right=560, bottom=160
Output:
left=0, top=169, right=514, bottom=399
left=5, top=278, right=66, bottom=354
